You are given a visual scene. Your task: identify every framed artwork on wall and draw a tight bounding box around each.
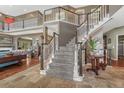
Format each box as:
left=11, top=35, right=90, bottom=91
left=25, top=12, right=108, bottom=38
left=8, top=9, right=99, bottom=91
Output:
left=108, top=38, right=111, bottom=44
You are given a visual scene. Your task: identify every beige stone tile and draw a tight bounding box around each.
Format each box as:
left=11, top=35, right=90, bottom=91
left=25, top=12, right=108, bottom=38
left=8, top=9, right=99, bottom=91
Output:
left=0, top=64, right=124, bottom=88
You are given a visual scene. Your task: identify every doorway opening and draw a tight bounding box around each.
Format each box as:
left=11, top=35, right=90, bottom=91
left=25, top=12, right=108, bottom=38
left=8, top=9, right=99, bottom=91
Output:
left=118, top=35, right=124, bottom=67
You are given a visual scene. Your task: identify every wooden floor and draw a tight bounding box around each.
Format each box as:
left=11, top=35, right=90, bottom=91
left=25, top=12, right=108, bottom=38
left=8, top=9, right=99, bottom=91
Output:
left=0, top=57, right=39, bottom=80
left=0, top=64, right=124, bottom=88
left=112, top=58, right=124, bottom=67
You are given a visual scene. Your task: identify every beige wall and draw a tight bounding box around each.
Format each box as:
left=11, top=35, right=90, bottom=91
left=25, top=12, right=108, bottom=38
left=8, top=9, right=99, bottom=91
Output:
left=59, top=21, right=77, bottom=46
left=18, top=38, right=32, bottom=50
left=0, top=34, right=13, bottom=48
left=105, top=26, right=124, bottom=60
left=109, top=5, right=122, bottom=16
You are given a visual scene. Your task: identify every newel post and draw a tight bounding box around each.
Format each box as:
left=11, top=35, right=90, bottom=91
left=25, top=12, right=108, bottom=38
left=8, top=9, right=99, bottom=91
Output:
left=40, top=26, right=48, bottom=75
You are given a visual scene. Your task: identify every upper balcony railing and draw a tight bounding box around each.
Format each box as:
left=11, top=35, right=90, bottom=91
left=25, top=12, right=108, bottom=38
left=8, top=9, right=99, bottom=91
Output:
left=77, top=5, right=110, bottom=42
left=44, top=7, right=80, bottom=25
left=44, top=6, right=109, bottom=43
left=0, top=11, right=43, bottom=31
left=44, top=6, right=108, bottom=27
left=0, top=5, right=110, bottom=32
left=87, top=5, right=109, bottom=30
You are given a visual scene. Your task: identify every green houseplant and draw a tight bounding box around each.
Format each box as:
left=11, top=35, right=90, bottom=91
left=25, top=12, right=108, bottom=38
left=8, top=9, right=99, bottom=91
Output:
left=88, top=37, right=97, bottom=55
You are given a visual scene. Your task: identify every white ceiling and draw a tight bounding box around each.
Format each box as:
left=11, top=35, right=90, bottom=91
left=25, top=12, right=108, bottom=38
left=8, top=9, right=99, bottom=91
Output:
left=0, top=5, right=83, bottom=16
left=0, top=5, right=57, bottom=16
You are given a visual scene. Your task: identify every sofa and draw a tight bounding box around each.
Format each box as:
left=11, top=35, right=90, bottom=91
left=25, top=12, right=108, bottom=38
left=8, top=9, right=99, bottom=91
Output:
left=0, top=50, right=27, bottom=68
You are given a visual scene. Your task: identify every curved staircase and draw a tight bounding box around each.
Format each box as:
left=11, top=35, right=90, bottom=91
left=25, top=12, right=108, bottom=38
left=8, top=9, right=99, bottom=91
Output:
left=46, top=38, right=75, bottom=80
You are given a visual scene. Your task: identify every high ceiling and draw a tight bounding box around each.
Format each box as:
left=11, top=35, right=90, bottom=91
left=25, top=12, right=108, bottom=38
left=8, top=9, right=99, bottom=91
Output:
left=0, top=5, right=84, bottom=16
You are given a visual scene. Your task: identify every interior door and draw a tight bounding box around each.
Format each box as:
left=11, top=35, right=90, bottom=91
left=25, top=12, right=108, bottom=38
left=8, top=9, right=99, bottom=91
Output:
left=118, top=35, right=124, bottom=59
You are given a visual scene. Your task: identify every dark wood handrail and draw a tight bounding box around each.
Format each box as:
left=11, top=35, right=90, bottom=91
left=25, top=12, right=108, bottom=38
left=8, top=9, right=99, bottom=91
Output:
left=53, top=32, right=59, bottom=36
left=76, top=42, right=83, bottom=45
left=41, top=32, right=59, bottom=70
left=38, top=10, right=43, bottom=16
left=78, top=18, right=87, bottom=27
left=78, top=5, right=102, bottom=27
left=44, top=6, right=102, bottom=28
left=59, top=7, right=79, bottom=15
left=44, top=6, right=60, bottom=12
left=44, top=6, right=80, bottom=15
left=89, top=5, right=101, bottom=14
left=47, top=37, right=54, bottom=44
left=42, top=32, right=59, bottom=45
left=44, top=6, right=91, bottom=16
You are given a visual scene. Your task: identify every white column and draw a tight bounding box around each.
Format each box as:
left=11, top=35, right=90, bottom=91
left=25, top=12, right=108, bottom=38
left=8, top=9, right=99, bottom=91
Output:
left=73, top=45, right=83, bottom=81
left=13, top=37, right=18, bottom=50
left=55, top=35, right=59, bottom=51
left=40, top=27, right=48, bottom=75
left=32, top=37, right=37, bottom=50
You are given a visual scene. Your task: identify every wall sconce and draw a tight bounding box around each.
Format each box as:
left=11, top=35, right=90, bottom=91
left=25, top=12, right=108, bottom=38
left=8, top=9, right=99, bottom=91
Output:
left=112, top=45, right=115, bottom=49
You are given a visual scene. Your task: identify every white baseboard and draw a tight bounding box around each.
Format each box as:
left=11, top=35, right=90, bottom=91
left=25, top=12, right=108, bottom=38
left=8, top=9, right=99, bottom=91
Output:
left=40, top=70, right=46, bottom=75
left=73, top=74, right=84, bottom=82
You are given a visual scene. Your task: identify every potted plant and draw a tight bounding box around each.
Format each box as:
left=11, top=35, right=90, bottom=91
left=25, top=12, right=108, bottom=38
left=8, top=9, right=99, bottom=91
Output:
left=88, top=37, right=97, bottom=55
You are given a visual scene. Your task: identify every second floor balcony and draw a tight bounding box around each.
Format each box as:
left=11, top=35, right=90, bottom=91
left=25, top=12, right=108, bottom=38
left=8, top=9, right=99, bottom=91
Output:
left=44, top=7, right=80, bottom=25
left=0, top=11, right=43, bottom=32
left=44, top=6, right=109, bottom=26
left=0, top=5, right=117, bottom=32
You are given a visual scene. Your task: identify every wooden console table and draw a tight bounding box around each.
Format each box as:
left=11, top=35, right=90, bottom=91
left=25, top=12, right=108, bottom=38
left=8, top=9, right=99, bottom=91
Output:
left=86, top=55, right=104, bottom=75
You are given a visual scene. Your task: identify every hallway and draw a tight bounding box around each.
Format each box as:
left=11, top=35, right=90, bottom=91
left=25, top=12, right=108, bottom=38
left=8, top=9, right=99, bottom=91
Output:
left=0, top=64, right=124, bottom=88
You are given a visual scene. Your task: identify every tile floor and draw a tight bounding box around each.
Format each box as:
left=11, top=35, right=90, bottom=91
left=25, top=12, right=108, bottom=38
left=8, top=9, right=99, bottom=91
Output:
left=0, top=64, right=124, bottom=88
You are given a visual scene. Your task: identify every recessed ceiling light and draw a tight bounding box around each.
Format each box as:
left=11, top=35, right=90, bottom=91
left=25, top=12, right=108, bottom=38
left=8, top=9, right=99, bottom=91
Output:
left=24, top=9, right=27, bottom=12
left=0, top=14, right=2, bottom=16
